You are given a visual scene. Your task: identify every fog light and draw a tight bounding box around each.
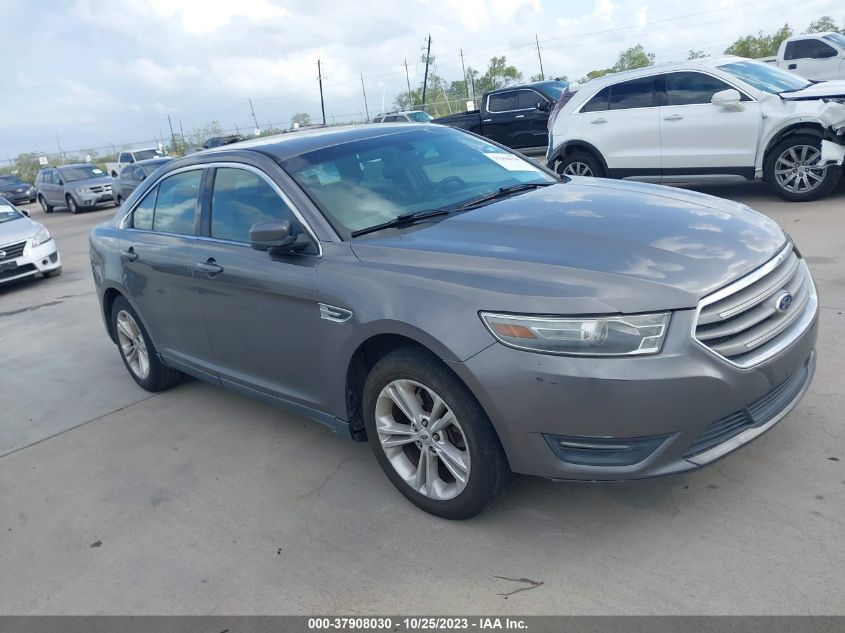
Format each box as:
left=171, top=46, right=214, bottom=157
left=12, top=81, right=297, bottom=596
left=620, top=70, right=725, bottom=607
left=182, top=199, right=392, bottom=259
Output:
left=544, top=433, right=671, bottom=466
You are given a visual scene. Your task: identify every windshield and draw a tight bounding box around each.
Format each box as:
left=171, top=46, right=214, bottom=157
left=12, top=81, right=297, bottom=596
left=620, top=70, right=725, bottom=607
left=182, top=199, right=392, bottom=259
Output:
left=823, top=33, right=845, bottom=49
left=281, top=127, right=555, bottom=238
left=133, top=149, right=166, bottom=161
left=141, top=159, right=172, bottom=175
left=539, top=81, right=569, bottom=101
left=59, top=164, right=106, bottom=182
left=0, top=202, right=23, bottom=223
left=718, top=60, right=812, bottom=94
left=0, top=176, right=23, bottom=187
left=408, top=111, right=434, bottom=122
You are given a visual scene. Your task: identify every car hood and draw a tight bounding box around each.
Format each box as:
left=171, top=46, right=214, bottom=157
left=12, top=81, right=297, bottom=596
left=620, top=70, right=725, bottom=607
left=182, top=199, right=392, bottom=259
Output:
left=350, top=179, right=786, bottom=313
left=0, top=216, right=40, bottom=244
left=780, top=81, right=845, bottom=100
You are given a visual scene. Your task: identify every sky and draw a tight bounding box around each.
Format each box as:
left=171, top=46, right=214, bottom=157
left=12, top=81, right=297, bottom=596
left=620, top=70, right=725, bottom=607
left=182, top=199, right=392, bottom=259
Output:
left=0, top=0, right=841, bottom=159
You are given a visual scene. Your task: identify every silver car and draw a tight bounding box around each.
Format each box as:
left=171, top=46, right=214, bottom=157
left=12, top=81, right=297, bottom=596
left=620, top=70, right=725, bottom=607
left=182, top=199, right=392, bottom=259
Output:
left=0, top=198, right=61, bottom=284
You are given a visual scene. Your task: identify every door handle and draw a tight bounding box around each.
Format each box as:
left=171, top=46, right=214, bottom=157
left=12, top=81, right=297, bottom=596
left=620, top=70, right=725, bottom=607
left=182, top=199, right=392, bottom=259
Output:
left=663, top=114, right=684, bottom=121
left=514, top=114, right=525, bottom=119
left=120, top=247, right=139, bottom=262
left=590, top=118, right=607, bottom=124
left=196, top=258, right=223, bottom=276
left=482, top=118, right=492, bottom=123
left=788, top=63, right=797, bottom=70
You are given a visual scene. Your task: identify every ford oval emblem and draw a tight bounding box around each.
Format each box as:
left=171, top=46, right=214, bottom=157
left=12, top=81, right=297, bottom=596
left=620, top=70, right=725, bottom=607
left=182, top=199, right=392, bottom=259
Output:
left=775, top=291, right=793, bottom=313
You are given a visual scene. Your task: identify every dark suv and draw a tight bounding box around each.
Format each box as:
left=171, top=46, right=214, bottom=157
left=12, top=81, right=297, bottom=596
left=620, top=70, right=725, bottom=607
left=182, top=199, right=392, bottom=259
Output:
left=35, top=164, right=115, bottom=214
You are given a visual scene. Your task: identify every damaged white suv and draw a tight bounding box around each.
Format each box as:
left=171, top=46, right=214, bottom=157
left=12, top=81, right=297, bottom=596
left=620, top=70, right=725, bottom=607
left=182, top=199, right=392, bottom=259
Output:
left=546, top=57, right=845, bottom=201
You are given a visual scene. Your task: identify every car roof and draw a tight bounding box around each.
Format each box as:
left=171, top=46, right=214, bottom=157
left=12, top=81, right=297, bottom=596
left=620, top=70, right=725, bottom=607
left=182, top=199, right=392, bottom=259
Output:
left=135, top=157, right=172, bottom=165
left=577, top=57, right=745, bottom=89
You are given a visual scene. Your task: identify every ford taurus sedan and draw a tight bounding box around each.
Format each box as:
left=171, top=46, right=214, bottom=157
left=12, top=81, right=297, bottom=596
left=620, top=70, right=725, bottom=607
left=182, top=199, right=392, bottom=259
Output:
left=88, top=124, right=818, bottom=519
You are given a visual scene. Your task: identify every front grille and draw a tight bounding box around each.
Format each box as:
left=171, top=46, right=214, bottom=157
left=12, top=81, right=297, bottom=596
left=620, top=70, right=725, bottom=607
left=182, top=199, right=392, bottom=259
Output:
left=0, top=241, right=26, bottom=260
left=684, top=357, right=811, bottom=458
left=694, top=245, right=816, bottom=367
left=89, top=184, right=112, bottom=194
left=0, top=263, right=36, bottom=281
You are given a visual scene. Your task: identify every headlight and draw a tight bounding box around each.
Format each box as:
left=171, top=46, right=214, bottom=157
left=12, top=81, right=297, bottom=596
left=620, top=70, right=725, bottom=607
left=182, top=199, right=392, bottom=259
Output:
left=75, top=187, right=88, bottom=194
left=480, top=312, right=670, bottom=356
left=30, top=226, right=51, bottom=247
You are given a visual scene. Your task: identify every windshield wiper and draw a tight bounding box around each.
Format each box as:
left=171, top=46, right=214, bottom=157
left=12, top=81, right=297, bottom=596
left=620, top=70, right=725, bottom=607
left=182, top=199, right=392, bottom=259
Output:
left=350, top=208, right=450, bottom=238
left=456, top=181, right=556, bottom=211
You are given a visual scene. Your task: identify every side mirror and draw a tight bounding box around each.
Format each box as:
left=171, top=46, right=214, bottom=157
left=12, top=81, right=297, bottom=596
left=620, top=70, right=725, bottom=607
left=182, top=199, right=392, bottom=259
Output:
left=126, top=157, right=135, bottom=163
left=711, top=89, right=741, bottom=108
left=21, top=209, right=30, bottom=217
left=249, top=220, right=310, bottom=254
left=536, top=101, right=551, bottom=112
left=57, top=179, right=64, bottom=186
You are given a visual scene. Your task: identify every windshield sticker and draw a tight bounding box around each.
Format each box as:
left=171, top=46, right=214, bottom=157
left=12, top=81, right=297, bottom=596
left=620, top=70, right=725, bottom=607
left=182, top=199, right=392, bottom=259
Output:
left=482, top=153, right=536, bottom=171
left=92, top=168, right=104, bottom=175
left=301, top=162, right=342, bottom=186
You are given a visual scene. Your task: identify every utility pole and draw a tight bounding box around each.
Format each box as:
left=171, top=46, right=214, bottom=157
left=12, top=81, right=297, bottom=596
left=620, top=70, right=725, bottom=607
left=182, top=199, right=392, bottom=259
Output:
left=421, top=34, right=432, bottom=111
left=404, top=58, right=412, bottom=107
left=55, top=134, right=65, bottom=162
left=179, top=120, right=186, bottom=149
left=535, top=34, right=545, bottom=79
left=249, top=97, right=260, bottom=133
left=317, top=59, right=326, bottom=125
left=167, top=114, right=177, bottom=154
left=460, top=48, right=470, bottom=100
left=360, top=74, right=370, bottom=121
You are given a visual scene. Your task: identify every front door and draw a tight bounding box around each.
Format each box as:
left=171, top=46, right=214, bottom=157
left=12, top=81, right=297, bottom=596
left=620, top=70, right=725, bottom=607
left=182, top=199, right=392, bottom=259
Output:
left=658, top=72, right=761, bottom=177
left=192, top=166, right=325, bottom=409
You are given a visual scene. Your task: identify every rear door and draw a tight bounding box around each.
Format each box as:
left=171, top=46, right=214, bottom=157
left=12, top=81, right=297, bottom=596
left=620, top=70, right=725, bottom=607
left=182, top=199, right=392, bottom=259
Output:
left=658, top=71, right=760, bottom=178
left=576, top=76, right=661, bottom=177
left=192, top=165, right=324, bottom=408
left=120, top=168, right=212, bottom=374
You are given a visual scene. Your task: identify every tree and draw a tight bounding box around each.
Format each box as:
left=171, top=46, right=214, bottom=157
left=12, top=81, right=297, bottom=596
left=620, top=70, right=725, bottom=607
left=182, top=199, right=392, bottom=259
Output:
left=614, top=44, right=655, bottom=71
left=724, top=23, right=792, bottom=58
left=467, top=56, right=523, bottom=95
left=806, top=16, right=841, bottom=33
left=185, top=120, right=224, bottom=148
left=290, top=112, right=312, bottom=128
left=10, top=153, right=42, bottom=184
left=688, top=49, right=707, bottom=60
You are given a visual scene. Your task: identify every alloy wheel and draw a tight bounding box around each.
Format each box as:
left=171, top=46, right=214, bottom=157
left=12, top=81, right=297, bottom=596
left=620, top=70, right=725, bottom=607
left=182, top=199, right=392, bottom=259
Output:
left=774, top=145, right=827, bottom=194
left=562, top=161, right=594, bottom=177
left=115, top=310, right=150, bottom=379
left=375, top=379, right=470, bottom=501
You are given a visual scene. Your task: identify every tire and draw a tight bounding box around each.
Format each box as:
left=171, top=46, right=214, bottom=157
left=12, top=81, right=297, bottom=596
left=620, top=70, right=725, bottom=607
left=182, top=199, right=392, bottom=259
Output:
left=43, top=267, right=62, bottom=278
left=556, top=149, right=605, bottom=178
left=362, top=346, right=512, bottom=519
left=765, top=134, right=841, bottom=202
left=39, top=195, right=53, bottom=214
left=110, top=296, right=184, bottom=392
left=66, top=195, right=79, bottom=214
left=116, top=195, right=123, bottom=207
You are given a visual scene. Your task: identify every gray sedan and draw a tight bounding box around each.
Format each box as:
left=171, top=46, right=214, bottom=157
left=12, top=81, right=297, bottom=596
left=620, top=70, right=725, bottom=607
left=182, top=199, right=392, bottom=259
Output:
left=88, top=124, right=818, bottom=518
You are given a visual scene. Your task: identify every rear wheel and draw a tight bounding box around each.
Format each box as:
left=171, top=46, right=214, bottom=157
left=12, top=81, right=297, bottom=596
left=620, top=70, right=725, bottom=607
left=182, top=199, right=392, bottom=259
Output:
left=39, top=195, right=53, bottom=214
left=66, top=195, right=79, bottom=214
left=111, top=296, right=184, bottom=392
left=765, top=134, right=841, bottom=202
left=363, top=347, right=512, bottom=519
left=556, top=149, right=605, bottom=178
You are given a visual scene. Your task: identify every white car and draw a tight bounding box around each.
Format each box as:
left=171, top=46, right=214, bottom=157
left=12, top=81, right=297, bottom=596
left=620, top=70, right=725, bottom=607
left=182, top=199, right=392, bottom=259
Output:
left=546, top=57, right=845, bottom=201
left=0, top=199, right=61, bottom=285
left=105, top=147, right=169, bottom=178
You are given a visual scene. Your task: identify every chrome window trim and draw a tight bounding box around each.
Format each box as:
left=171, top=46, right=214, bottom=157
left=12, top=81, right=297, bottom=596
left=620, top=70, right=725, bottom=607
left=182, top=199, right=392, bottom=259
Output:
left=690, top=243, right=817, bottom=369
left=118, top=161, right=322, bottom=257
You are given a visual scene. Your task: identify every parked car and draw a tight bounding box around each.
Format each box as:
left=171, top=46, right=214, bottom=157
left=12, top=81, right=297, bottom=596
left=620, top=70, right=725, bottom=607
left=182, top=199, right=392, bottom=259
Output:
left=89, top=123, right=817, bottom=519
left=434, top=80, right=569, bottom=152
left=763, top=32, right=845, bottom=81
left=106, top=147, right=169, bottom=178
left=0, top=175, right=36, bottom=205
left=0, top=197, right=61, bottom=284
left=372, top=110, right=433, bottom=123
left=113, top=158, right=173, bottom=205
left=546, top=57, right=845, bottom=201
left=35, top=164, right=116, bottom=214
left=203, top=135, right=244, bottom=149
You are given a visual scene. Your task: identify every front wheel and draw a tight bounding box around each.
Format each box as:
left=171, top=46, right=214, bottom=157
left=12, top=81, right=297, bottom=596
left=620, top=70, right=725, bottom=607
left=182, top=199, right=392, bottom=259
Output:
left=39, top=195, right=53, bottom=214
left=363, top=347, right=512, bottom=519
left=66, top=195, right=79, bottom=214
left=765, top=134, right=841, bottom=202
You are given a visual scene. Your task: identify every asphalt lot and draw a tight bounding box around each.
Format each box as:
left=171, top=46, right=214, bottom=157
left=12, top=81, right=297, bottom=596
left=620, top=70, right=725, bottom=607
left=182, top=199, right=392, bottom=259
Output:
left=1, top=180, right=844, bottom=615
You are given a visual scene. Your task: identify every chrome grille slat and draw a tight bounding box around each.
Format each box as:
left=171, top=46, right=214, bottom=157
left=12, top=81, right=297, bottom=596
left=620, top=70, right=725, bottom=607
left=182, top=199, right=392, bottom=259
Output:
left=693, top=244, right=817, bottom=368
left=0, top=240, right=26, bottom=260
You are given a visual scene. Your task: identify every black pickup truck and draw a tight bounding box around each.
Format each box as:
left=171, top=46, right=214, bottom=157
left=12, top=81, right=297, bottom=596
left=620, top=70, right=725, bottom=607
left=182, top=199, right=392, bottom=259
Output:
left=433, top=80, right=568, bottom=153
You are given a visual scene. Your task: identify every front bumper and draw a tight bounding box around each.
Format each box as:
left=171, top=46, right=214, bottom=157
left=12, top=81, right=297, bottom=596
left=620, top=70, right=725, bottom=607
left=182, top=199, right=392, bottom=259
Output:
left=820, top=139, right=845, bottom=167
left=72, top=191, right=114, bottom=208
left=448, top=307, right=818, bottom=480
left=1, top=190, right=35, bottom=204
left=0, top=238, right=61, bottom=285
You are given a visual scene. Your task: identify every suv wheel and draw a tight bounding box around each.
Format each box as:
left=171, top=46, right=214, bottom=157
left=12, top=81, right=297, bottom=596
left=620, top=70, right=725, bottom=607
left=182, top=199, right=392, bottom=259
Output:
left=66, top=195, right=79, bottom=214
left=39, top=195, right=53, bottom=214
left=556, top=149, right=605, bottom=178
left=362, top=347, right=512, bottom=519
left=765, top=134, right=841, bottom=202
left=111, top=296, right=184, bottom=392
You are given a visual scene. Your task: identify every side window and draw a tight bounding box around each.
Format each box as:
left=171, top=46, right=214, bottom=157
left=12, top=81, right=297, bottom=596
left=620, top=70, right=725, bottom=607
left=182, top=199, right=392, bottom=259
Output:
left=488, top=91, right=517, bottom=112
left=580, top=87, right=610, bottom=113
left=152, top=170, right=201, bottom=235
left=517, top=90, right=544, bottom=110
left=785, top=39, right=837, bottom=60
left=118, top=152, right=130, bottom=163
left=383, top=115, right=400, bottom=122
left=210, top=168, right=295, bottom=243
left=131, top=188, right=156, bottom=230
left=609, top=77, right=655, bottom=110
left=119, top=166, right=133, bottom=179
left=664, top=72, right=735, bottom=106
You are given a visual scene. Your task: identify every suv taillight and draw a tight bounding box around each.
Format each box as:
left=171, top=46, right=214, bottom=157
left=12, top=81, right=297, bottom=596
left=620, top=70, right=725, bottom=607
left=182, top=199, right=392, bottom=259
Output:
left=548, top=88, right=577, bottom=131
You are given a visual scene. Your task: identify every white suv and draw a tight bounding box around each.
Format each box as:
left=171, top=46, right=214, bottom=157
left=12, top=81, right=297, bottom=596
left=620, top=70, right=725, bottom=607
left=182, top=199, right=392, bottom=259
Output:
left=546, top=57, right=845, bottom=201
